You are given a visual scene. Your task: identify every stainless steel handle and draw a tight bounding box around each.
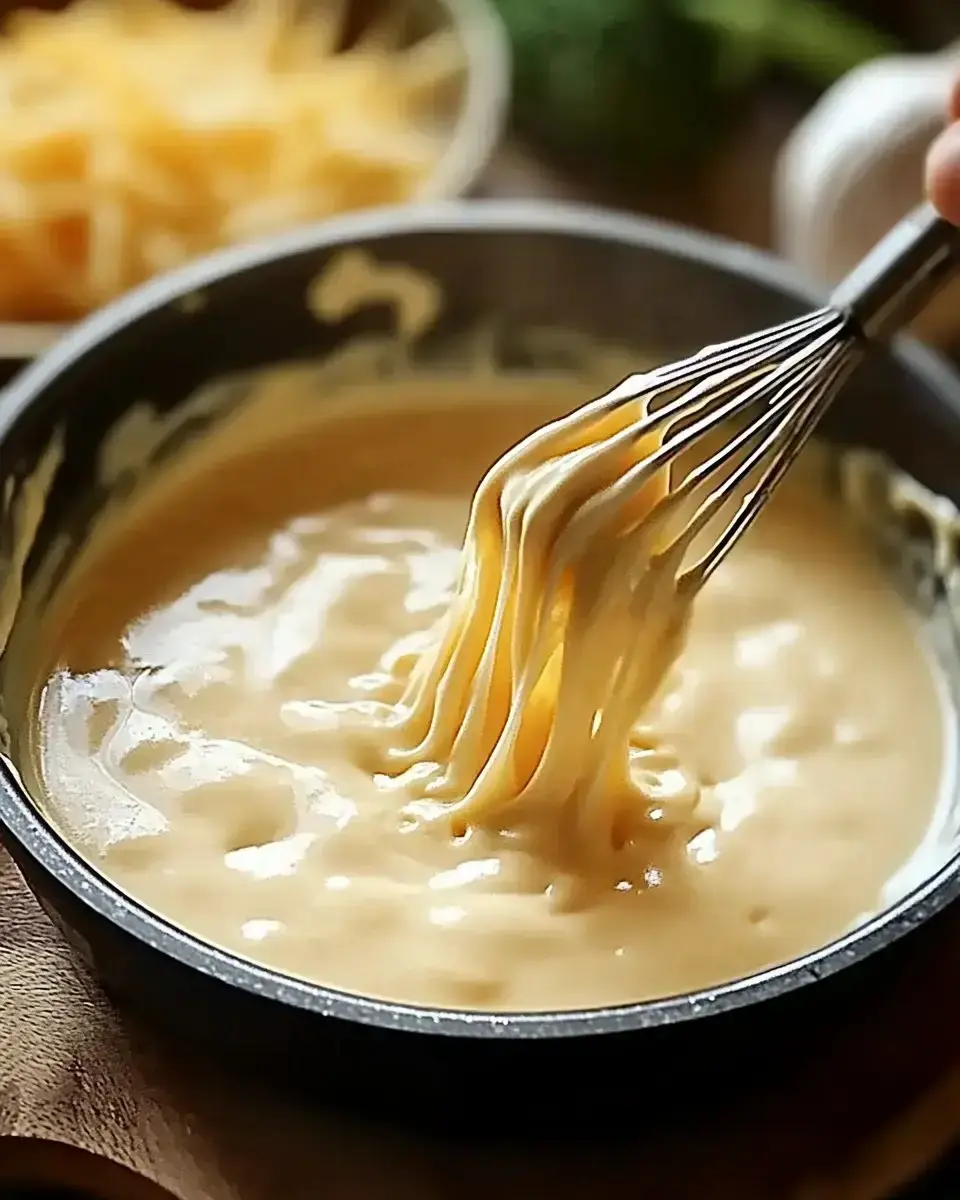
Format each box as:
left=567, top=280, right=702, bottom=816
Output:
left=828, top=202, right=960, bottom=342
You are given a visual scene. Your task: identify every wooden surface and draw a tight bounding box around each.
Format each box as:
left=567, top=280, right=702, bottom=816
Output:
left=3, top=128, right=960, bottom=1198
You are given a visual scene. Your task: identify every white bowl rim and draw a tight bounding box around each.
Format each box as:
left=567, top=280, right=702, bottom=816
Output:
left=416, top=0, right=512, bottom=202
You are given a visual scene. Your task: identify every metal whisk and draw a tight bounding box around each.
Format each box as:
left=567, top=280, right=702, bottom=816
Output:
left=606, top=202, right=960, bottom=593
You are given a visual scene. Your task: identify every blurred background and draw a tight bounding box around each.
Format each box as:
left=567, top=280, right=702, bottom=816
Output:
left=0, top=0, right=957, bottom=344
left=482, top=0, right=960, bottom=313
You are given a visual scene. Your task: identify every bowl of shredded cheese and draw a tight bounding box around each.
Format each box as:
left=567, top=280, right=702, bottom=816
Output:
left=0, top=0, right=509, bottom=339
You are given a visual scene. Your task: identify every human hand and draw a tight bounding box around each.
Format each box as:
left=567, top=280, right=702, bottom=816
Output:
left=926, top=76, right=960, bottom=224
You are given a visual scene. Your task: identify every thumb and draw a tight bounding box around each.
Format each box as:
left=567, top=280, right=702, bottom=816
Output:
left=927, top=121, right=960, bottom=225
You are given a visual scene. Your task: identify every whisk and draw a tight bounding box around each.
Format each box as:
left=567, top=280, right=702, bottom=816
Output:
left=605, top=202, right=960, bottom=594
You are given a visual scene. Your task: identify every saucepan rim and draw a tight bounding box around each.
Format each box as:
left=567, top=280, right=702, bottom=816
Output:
left=1, top=198, right=959, bottom=1040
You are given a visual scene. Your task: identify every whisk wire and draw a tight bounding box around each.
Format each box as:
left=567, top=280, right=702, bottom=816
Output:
left=601, top=308, right=839, bottom=423
left=682, top=341, right=860, bottom=589
left=668, top=319, right=852, bottom=568
left=584, top=203, right=960, bottom=596
left=599, top=308, right=847, bottom=558
left=584, top=308, right=860, bottom=598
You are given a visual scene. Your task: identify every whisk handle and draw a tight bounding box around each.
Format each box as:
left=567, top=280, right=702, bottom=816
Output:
left=827, top=202, right=960, bottom=342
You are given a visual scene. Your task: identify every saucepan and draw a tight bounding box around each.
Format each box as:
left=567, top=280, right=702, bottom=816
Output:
left=1, top=201, right=960, bottom=1133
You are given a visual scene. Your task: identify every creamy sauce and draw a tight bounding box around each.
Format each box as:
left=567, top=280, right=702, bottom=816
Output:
left=24, top=371, right=945, bottom=1012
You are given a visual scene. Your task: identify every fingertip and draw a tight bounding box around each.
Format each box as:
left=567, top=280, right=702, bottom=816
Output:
left=927, top=122, right=960, bottom=225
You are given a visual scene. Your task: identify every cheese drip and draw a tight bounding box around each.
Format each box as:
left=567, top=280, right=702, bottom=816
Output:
left=380, top=385, right=700, bottom=848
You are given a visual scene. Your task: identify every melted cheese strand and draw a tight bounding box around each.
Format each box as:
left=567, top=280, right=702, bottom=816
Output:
left=380, top=386, right=700, bottom=849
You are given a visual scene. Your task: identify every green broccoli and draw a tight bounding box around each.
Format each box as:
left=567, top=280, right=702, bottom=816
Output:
left=497, top=0, right=721, bottom=179
left=492, top=0, right=898, bottom=182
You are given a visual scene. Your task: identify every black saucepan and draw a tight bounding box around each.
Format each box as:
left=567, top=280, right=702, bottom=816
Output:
left=1, top=201, right=960, bottom=1134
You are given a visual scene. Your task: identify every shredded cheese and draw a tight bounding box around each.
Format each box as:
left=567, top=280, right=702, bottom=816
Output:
left=0, top=0, right=462, bottom=320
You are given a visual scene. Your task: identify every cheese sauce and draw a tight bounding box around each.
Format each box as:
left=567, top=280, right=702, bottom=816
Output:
left=25, top=375, right=946, bottom=1012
